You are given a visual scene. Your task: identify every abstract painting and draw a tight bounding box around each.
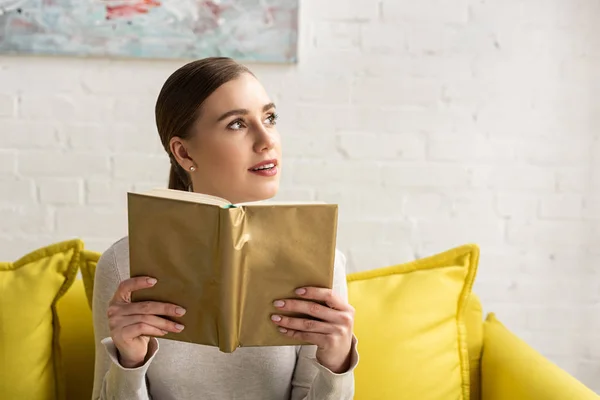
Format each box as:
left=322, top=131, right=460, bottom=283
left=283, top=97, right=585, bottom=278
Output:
left=0, top=0, right=298, bottom=63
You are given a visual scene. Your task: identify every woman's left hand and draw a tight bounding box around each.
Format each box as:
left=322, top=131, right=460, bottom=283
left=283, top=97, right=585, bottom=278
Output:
left=271, top=287, right=355, bottom=373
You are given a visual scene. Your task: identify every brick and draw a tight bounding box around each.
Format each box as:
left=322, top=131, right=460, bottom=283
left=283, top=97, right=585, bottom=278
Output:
left=113, top=97, right=157, bottom=123
left=539, top=194, right=583, bottom=219
left=352, top=77, right=441, bottom=107
left=354, top=187, right=406, bottom=220
left=361, top=23, right=407, bottom=54
left=312, top=22, right=361, bottom=51
left=292, top=160, right=381, bottom=187
left=556, top=167, right=590, bottom=193
left=113, top=154, right=170, bottom=181
left=284, top=75, right=352, bottom=105
left=382, top=163, right=470, bottom=188
left=360, top=54, right=474, bottom=81
left=471, top=166, right=555, bottom=191
left=468, top=1, right=567, bottom=29
left=415, top=217, right=505, bottom=247
left=473, top=53, right=562, bottom=84
left=337, top=220, right=414, bottom=248
left=81, top=63, right=167, bottom=95
left=56, top=206, right=127, bottom=238
left=20, top=94, right=113, bottom=122
left=346, top=243, right=417, bottom=273
left=495, top=193, right=539, bottom=219
left=115, top=124, right=164, bottom=154
left=86, top=180, right=133, bottom=206
left=427, top=134, right=517, bottom=162
left=507, top=220, right=592, bottom=247
left=2, top=120, right=61, bottom=149
left=583, top=196, right=600, bottom=219
left=37, top=178, right=82, bottom=205
left=405, top=23, right=498, bottom=56
left=0, top=59, right=85, bottom=93
left=0, top=151, right=17, bottom=175
left=450, top=190, right=495, bottom=218
left=0, top=93, right=15, bottom=117
left=403, top=192, right=446, bottom=218
left=302, top=0, right=379, bottom=21
left=517, top=138, right=592, bottom=166
left=61, top=123, right=116, bottom=151
left=281, top=133, right=340, bottom=159
left=337, top=132, right=425, bottom=160
left=527, top=306, right=585, bottom=332
left=0, top=206, right=53, bottom=234
left=18, top=152, right=110, bottom=178
left=0, top=177, right=36, bottom=204
left=381, top=0, right=469, bottom=24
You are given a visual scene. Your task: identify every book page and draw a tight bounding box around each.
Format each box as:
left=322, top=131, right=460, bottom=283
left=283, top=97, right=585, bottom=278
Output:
left=236, top=200, right=327, bottom=206
left=141, top=188, right=232, bottom=207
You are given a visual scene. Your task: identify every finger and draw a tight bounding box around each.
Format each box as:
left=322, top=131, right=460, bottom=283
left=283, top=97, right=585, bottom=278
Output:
left=294, top=287, right=352, bottom=311
left=273, top=299, right=338, bottom=322
left=271, top=314, right=334, bottom=334
left=120, top=322, right=170, bottom=340
left=115, top=314, right=185, bottom=333
left=278, top=328, right=328, bottom=349
left=111, top=276, right=158, bottom=303
left=122, top=301, right=186, bottom=318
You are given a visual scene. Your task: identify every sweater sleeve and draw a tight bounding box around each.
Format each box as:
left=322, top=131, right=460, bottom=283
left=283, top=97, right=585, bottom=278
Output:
left=91, top=244, right=159, bottom=400
left=290, top=250, right=359, bottom=400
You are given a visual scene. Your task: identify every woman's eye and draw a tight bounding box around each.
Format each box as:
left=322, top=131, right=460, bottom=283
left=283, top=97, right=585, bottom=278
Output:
left=265, top=113, right=278, bottom=125
left=228, top=120, right=244, bottom=130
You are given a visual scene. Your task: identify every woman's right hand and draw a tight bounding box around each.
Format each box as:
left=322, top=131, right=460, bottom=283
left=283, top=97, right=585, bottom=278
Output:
left=107, top=276, right=186, bottom=368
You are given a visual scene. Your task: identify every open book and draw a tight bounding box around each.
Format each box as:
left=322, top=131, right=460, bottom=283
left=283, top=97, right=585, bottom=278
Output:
left=128, top=188, right=338, bottom=353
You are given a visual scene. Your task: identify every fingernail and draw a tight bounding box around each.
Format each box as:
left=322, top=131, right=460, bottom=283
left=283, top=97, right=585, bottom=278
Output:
left=147, top=278, right=157, bottom=285
left=175, top=307, right=186, bottom=316
left=295, top=288, right=307, bottom=295
left=279, top=328, right=288, bottom=333
left=175, top=324, right=185, bottom=331
left=273, top=300, right=285, bottom=308
left=161, top=330, right=169, bottom=335
left=271, top=315, right=282, bottom=322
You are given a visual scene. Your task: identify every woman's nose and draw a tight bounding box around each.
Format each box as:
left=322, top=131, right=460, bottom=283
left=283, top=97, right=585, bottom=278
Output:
left=253, top=125, right=275, bottom=153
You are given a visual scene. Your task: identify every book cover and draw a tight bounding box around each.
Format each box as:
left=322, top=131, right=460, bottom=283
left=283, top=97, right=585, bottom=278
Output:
left=128, top=189, right=338, bottom=353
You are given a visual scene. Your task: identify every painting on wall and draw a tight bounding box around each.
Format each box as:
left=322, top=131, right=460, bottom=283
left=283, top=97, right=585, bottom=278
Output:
left=0, top=0, right=298, bottom=63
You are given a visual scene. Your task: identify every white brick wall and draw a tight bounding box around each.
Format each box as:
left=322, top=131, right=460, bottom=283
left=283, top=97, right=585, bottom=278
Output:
left=1, top=0, right=599, bottom=392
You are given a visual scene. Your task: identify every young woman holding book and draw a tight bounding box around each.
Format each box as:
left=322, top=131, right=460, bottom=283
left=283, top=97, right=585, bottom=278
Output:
left=92, top=57, right=358, bottom=399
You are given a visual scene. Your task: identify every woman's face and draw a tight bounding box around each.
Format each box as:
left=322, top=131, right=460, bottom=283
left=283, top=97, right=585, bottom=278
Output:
left=170, top=73, right=281, bottom=204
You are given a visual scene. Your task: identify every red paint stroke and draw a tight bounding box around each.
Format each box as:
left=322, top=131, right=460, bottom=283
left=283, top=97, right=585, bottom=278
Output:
left=264, top=6, right=277, bottom=24
left=203, top=0, right=226, bottom=20
left=105, top=0, right=161, bottom=20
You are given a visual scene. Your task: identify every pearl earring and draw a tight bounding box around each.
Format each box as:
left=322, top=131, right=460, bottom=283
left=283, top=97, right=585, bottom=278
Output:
left=190, top=166, right=196, bottom=172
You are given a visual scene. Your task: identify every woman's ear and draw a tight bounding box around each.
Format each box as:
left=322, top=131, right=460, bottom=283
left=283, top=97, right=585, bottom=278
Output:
left=169, top=136, right=195, bottom=170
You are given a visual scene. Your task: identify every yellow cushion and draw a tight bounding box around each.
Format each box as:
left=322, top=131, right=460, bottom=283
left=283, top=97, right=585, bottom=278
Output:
left=56, top=279, right=95, bottom=400
left=80, top=250, right=101, bottom=309
left=481, top=313, right=599, bottom=399
left=0, top=239, right=82, bottom=400
left=347, top=244, right=479, bottom=400
left=464, top=294, right=483, bottom=400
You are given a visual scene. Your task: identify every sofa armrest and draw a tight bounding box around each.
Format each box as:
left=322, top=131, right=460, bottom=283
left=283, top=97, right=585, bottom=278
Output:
left=481, top=313, right=598, bottom=400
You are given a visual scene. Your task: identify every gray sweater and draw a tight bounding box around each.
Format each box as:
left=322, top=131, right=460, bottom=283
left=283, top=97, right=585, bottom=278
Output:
left=91, top=237, right=358, bottom=399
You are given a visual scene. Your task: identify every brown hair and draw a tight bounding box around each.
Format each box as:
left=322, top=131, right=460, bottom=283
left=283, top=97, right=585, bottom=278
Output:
left=155, top=57, right=252, bottom=191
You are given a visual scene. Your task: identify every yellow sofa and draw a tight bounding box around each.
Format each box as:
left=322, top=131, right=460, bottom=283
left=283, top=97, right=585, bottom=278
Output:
left=4, top=240, right=599, bottom=399
left=56, top=282, right=599, bottom=400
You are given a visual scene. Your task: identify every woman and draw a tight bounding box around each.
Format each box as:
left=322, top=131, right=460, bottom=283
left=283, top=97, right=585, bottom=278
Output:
left=92, top=57, right=358, bottom=399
